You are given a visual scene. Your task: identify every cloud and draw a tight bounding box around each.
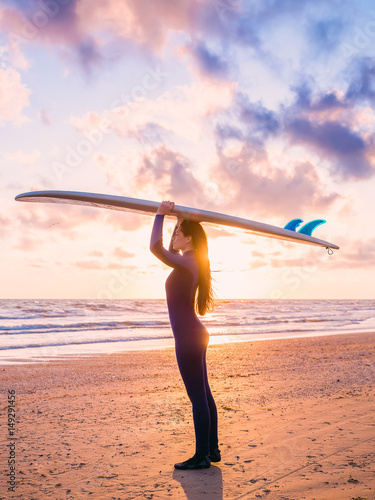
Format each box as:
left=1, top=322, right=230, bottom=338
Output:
left=88, top=250, right=103, bottom=257
left=1, top=1, right=105, bottom=75
left=40, top=109, right=51, bottom=126
left=286, top=118, right=373, bottom=179
left=0, top=149, right=41, bottom=166
left=13, top=203, right=101, bottom=233
left=325, top=239, right=375, bottom=269
left=75, top=260, right=137, bottom=270
left=79, top=0, right=196, bottom=50
left=307, top=17, right=345, bottom=52
left=70, top=76, right=343, bottom=219
left=187, top=41, right=229, bottom=79
left=282, top=82, right=375, bottom=180
left=113, top=247, right=135, bottom=258
left=0, top=0, right=267, bottom=76
left=117, top=89, right=341, bottom=219
left=1, top=1, right=79, bottom=49
left=72, top=79, right=235, bottom=143
left=0, top=0, right=362, bottom=85
left=99, top=210, right=146, bottom=232
left=290, top=83, right=347, bottom=113
left=11, top=201, right=149, bottom=257
left=71, top=79, right=235, bottom=201
left=213, top=156, right=339, bottom=219
left=236, top=93, right=280, bottom=137
left=0, top=34, right=30, bottom=69
left=0, top=214, right=13, bottom=238
left=13, top=200, right=148, bottom=238
left=346, top=57, right=375, bottom=104
left=1, top=1, right=81, bottom=43
left=75, top=260, right=104, bottom=270
left=131, top=146, right=205, bottom=203
left=72, top=37, right=104, bottom=76
left=0, top=0, right=211, bottom=73
left=0, top=67, right=30, bottom=126
left=207, top=90, right=341, bottom=217
left=13, top=234, right=40, bottom=251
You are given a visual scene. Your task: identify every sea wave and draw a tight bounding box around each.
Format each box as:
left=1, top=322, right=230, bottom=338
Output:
left=0, top=299, right=374, bottom=360
left=0, top=319, right=169, bottom=335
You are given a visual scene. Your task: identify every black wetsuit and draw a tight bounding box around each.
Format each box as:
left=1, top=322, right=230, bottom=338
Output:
left=150, top=214, right=218, bottom=455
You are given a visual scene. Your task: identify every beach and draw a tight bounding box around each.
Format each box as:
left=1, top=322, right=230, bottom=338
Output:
left=1, top=332, right=374, bottom=499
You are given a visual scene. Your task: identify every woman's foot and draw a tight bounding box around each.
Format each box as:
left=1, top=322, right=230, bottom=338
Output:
left=209, top=447, right=221, bottom=462
left=174, top=452, right=211, bottom=470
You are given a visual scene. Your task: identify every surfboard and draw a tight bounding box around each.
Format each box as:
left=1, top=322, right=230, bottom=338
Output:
left=15, top=190, right=339, bottom=250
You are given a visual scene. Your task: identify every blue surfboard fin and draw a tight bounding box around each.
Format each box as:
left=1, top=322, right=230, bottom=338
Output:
left=298, top=219, right=326, bottom=236
left=284, top=218, right=303, bottom=231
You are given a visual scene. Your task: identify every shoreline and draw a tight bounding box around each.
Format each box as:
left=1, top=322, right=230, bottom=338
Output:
left=1, top=328, right=373, bottom=366
left=1, top=332, right=374, bottom=499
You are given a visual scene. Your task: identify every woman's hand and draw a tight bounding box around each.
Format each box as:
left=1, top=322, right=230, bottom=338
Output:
left=157, top=200, right=179, bottom=216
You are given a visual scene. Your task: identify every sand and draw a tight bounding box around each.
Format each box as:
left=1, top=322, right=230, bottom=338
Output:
left=1, top=332, right=374, bottom=500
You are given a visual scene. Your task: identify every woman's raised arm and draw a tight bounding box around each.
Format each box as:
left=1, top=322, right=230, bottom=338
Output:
left=150, top=202, right=189, bottom=269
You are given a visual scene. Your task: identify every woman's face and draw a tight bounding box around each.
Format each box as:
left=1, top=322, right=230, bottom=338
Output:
left=172, top=225, right=192, bottom=251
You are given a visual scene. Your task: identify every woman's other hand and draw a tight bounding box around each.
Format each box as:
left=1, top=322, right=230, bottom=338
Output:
left=157, top=200, right=179, bottom=216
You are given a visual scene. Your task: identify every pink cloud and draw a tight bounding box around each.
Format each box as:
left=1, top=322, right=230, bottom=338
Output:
left=113, top=247, right=135, bottom=258
left=72, top=79, right=234, bottom=144
left=249, top=259, right=267, bottom=270
left=1, top=2, right=101, bottom=75
left=75, top=260, right=103, bottom=270
left=99, top=210, right=145, bottom=232
left=0, top=214, right=13, bottom=237
left=0, top=67, right=30, bottom=126
left=74, top=260, right=137, bottom=270
left=40, top=109, right=51, bottom=126
left=1, top=3, right=82, bottom=45
left=209, top=140, right=340, bottom=219
left=78, top=0, right=196, bottom=50
left=88, top=250, right=103, bottom=257
left=139, top=146, right=339, bottom=221
left=14, top=204, right=101, bottom=232
left=13, top=235, right=40, bottom=251
left=1, top=149, right=41, bottom=166
left=129, top=145, right=204, bottom=204
left=1, top=0, right=213, bottom=74
left=13, top=195, right=149, bottom=237
left=331, top=239, right=375, bottom=269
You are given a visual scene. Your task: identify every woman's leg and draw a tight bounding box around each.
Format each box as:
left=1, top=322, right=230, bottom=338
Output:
left=175, top=341, right=210, bottom=455
left=202, top=349, right=219, bottom=451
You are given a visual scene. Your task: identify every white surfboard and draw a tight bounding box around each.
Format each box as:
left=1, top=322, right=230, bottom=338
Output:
left=15, top=190, right=339, bottom=250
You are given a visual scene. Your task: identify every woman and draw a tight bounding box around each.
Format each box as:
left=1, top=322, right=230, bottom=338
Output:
left=150, top=200, right=220, bottom=470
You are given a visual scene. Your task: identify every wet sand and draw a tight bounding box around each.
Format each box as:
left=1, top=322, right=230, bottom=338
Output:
left=1, top=332, right=374, bottom=499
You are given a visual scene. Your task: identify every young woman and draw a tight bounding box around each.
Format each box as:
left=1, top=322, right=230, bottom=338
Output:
left=150, top=200, right=220, bottom=470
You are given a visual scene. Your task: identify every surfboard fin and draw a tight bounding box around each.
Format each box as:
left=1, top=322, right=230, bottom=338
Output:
left=284, top=218, right=304, bottom=231
left=298, top=219, right=326, bottom=236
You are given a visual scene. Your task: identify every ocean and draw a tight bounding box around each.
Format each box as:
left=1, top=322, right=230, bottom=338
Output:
left=0, top=299, right=374, bottom=365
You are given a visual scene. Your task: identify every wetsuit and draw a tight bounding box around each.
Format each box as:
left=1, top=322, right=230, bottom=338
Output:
left=150, top=214, right=218, bottom=455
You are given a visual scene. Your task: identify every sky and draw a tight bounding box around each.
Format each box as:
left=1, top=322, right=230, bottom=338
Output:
left=0, top=0, right=375, bottom=300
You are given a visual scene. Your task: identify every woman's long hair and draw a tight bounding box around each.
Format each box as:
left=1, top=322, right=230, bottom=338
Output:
left=179, top=220, right=216, bottom=316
